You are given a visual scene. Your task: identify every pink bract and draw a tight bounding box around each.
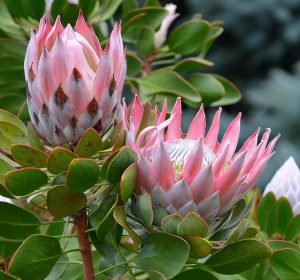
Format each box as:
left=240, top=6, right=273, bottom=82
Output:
left=122, top=96, right=280, bottom=222
left=24, top=12, right=126, bottom=146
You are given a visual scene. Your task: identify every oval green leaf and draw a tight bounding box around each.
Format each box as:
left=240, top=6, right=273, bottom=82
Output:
left=106, top=146, right=137, bottom=184
left=113, top=206, right=142, bottom=251
left=206, top=239, right=272, bottom=274
left=134, top=232, right=190, bottom=278
left=11, top=144, right=48, bottom=168
left=120, top=163, right=137, bottom=203
left=184, top=236, right=212, bottom=259
left=67, top=158, right=100, bottom=193
left=47, top=147, right=77, bottom=175
left=47, top=185, right=87, bottom=218
left=177, top=212, right=208, bottom=237
left=9, top=234, right=62, bottom=280
left=161, top=214, right=183, bottom=235
left=74, top=128, right=102, bottom=158
left=5, top=168, right=48, bottom=196
left=0, top=202, right=41, bottom=242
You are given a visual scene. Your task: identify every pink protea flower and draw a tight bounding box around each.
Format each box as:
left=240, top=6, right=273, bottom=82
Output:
left=122, top=96, right=280, bottom=222
left=24, top=12, right=126, bottom=146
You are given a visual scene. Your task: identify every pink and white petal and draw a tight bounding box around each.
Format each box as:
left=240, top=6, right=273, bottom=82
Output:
left=157, top=98, right=167, bottom=125
left=137, top=155, right=157, bottom=193
left=93, top=51, right=113, bottom=101
left=75, top=11, right=102, bottom=57
left=213, top=141, right=230, bottom=178
left=51, top=33, right=69, bottom=86
left=152, top=140, right=175, bottom=191
left=215, top=151, right=246, bottom=192
left=187, top=104, right=206, bottom=140
left=130, top=95, right=144, bottom=134
left=247, top=152, right=274, bottom=186
left=166, top=97, right=182, bottom=140
left=219, top=113, right=241, bottom=158
left=165, top=179, right=191, bottom=208
left=150, top=185, right=169, bottom=207
left=177, top=200, right=198, bottom=217
left=63, top=116, right=85, bottom=144
left=66, top=68, right=90, bottom=116
left=109, top=23, right=124, bottom=81
left=24, top=30, right=37, bottom=81
left=205, top=107, right=222, bottom=152
left=181, top=138, right=203, bottom=184
left=238, top=127, right=261, bottom=155
left=49, top=85, right=75, bottom=128
left=46, top=16, right=64, bottom=51
left=189, top=164, right=214, bottom=204
left=35, top=17, right=52, bottom=60
left=197, top=191, right=220, bottom=222
left=37, top=48, right=58, bottom=103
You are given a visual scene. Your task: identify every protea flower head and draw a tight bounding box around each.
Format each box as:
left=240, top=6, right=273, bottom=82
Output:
left=263, top=157, right=300, bottom=215
left=24, top=12, right=126, bottom=146
left=122, top=96, right=280, bottom=223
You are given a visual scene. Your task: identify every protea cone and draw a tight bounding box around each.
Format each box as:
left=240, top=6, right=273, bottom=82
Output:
left=264, top=157, right=300, bottom=215
left=122, top=96, right=280, bottom=223
left=24, top=12, right=126, bottom=146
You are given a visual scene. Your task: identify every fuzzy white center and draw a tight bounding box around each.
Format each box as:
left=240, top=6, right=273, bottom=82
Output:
left=164, top=139, right=215, bottom=178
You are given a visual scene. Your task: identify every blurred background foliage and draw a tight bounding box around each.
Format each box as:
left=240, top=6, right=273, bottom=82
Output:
left=0, top=0, right=299, bottom=187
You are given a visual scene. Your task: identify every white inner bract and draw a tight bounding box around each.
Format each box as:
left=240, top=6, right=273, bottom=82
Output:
left=164, top=139, right=215, bottom=179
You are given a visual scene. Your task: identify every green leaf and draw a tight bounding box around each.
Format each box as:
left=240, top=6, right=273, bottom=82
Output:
left=184, top=237, right=212, bottom=259
left=3, top=0, right=45, bottom=20
left=134, top=232, right=189, bottom=278
left=0, top=109, right=26, bottom=132
left=74, top=128, right=102, bottom=158
left=161, top=214, right=183, bottom=235
left=11, top=144, right=48, bottom=168
left=113, top=206, right=142, bottom=251
left=271, top=249, right=300, bottom=280
left=148, top=270, right=167, bottom=280
left=5, top=168, right=48, bottom=196
left=122, top=0, right=137, bottom=15
left=122, top=7, right=167, bottom=42
left=168, top=19, right=209, bottom=55
left=277, top=197, right=293, bottom=236
left=135, top=193, right=154, bottom=227
left=47, top=147, right=77, bottom=175
left=96, top=197, right=118, bottom=240
left=285, top=215, right=300, bottom=241
left=120, top=163, right=137, bottom=203
left=0, top=270, right=18, bottom=280
left=106, top=146, right=137, bottom=184
left=210, top=75, right=241, bottom=106
left=127, top=52, right=143, bottom=76
left=186, top=73, right=225, bottom=105
left=256, top=192, right=278, bottom=237
left=173, top=269, right=218, bottom=280
left=0, top=121, right=29, bottom=153
left=0, top=202, right=41, bottom=243
left=51, top=0, right=80, bottom=25
left=9, top=235, right=62, bottom=280
left=79, top=0, right=96, bottom=16
left=225, top=219, right=249, bottom=244
left=67, top=158, right=100, bottom=193
left=138, top=69, right=201, bottom=105
left=137, top=26, right=155, bottom=56
left=173, top=57, right=214, bottom=73
left=206, top=239, right=272, bottom=274
left=177, top=212, right=208, bottom=237
left=27, top=122, right=44, bottom=150
left=268, top=240, right=300, bottom=252
left=47, top=185, right=87, bottom=218
left=99, top=0, right=122, bottom=20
